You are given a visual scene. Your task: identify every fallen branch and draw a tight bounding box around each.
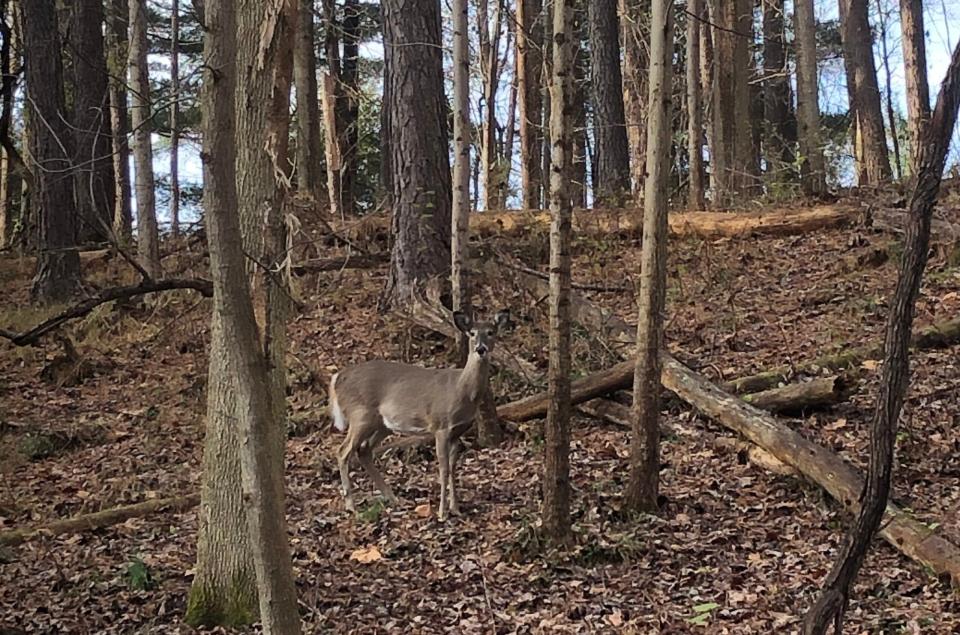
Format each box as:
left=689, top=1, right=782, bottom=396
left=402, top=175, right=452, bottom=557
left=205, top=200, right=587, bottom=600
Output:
left=0, top=278, right=214, bottom=346
left=724, top=317, right=960, bottom=394
left=0, top=494, right=200, bottom=547
left=740, top=376, right=846, bottom=413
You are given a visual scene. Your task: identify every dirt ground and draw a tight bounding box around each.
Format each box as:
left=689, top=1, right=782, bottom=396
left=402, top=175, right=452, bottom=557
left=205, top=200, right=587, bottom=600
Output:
left=1, top=197, right=960, bottom=633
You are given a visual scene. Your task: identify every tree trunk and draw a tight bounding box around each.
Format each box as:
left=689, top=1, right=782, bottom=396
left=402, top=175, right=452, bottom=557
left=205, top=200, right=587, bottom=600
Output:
left=517, top=0, right=544, bottom=210
left=839, top=0, right=891, bottom=186
left=294, top=0, right=323, bottom=202
left=619, top=0, right=648, bottom=200
left=170, top=0, right=180, bottom=237
left=72, top=0, right=115, bottom=243
left=803, top=38, right=960, bottom=635
left=0, top=0, right=21, bottom=248
left=900, top=0, right=930, bottom=174
left=625, top=0, right=671, bottom=513
left=451, top=0, right=470, bottom=362
left=761, top=0, right=794, bottom=180
left=378, top=6, right=392, bottom=209
left=380, top=0, right=452, bottom=310
left=874, top=0, right=902, bottom=180
left=589, top=0, right=630, bottom=205
left=794, top=0, right=827, bottom=195
left=543, top=0, right=573, bottom=544
left=187, top=0, right=298, bottom=628
left=128, top=0, right=161, bottom=278
left=321, top=0, right=342, bottom=218
left=198, top=2, right=300, bottom=632
left=686, top=0, right=704, bottom=208
left=335, top=0, right=359, bottom=216
left=21, top=0, right=81, bottom=303
left=699, top=2, right=715, bottom=195
left=711, top=0, right=755, bottom=203
left=479, top=0, right=504, bottom=211
left=105, top=0, right=132, bottom=241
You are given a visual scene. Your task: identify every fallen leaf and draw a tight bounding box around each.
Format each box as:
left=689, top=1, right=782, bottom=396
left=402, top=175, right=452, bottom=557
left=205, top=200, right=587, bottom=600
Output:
left=414, top=503, right=432, bottom=518
left=607, top=609, right=623, bottom=627
left=350, top=545, right=383, bottom=563
left=861, top=359, right=881, bottom=371
left=824, top=418, right=847, bottom=431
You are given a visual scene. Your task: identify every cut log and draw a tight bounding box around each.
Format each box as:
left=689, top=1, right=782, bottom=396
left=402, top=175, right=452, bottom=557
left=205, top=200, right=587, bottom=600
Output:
left=0, top=494, right=200, bottom=547
left=724, top=317, right=960, bottom=394
left=660, top=353, right=960, bottom=583
left=741, top=376, right=845, bottom=413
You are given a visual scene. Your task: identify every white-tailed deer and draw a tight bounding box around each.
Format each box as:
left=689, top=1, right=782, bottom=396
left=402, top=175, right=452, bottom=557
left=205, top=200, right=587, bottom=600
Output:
left=330, top=309, right=509, bottom=521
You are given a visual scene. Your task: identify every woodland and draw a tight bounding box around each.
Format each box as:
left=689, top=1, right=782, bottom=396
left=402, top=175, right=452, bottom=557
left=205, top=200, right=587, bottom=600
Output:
left=1, top=0, right=960, bottom=633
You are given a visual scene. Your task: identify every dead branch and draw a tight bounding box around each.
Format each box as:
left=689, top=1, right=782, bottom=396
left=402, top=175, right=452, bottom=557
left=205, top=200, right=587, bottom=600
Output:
left=0, top=494, right=200, bottom=547
left=0, top=278, right=213, bottom=346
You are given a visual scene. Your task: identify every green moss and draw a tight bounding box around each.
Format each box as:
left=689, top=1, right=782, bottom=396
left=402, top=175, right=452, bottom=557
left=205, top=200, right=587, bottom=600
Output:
left=184, top=571, right=258, bottom=629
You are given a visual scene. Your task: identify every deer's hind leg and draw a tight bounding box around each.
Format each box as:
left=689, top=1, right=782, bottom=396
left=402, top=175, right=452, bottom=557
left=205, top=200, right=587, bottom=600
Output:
left=356, top=424, right=397, bottom=504
left=337, top=413, right=376, bottom=512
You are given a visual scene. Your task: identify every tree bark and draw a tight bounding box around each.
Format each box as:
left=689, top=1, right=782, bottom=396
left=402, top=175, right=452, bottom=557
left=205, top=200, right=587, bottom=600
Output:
left=517, top=0, right=544, bottom=210
left=839, top=0, right=891, bottom=186
left=619, top=0, right=648, bottom=201
left=339, top=0, right=360, bottom=216
left=197, top=2, right=301, bottom=632
left=874, top=0, right=902, bottom=181
left=794, top=0, right=827, bottom=195
left=589, top=0, right=631, bottom=205
left=380, top=0, right=452, bottom=310
left=899, top=0, right=930, bottom=175
left=72, top=0, right=115, bottom=243
left=294, top=0, right=323, bottom=202
left=128, top=0, right=161, bottom=278
left=625, top=0, right=671, bottom=512
left=711, top=0, right=756, bottom=203
left=686, top=0, right=704, bottom=209
left=170, top=0, right=181, bottom=237
left=21, top=0, right=82, bottom=303
left=451, top=0, right=470, bottom=363
left=105, top=0, right=132, bottom=241
left=761, top=0, right=794, bottom=179
left=803, top=38, right=960, bottom=635
left=544, top=0, right=573, bottom=543
left=478, top=0, right=504, bottom=211
left=0, top=0, right=21, bottom=248
left=320, top=0, right=342, bottom=218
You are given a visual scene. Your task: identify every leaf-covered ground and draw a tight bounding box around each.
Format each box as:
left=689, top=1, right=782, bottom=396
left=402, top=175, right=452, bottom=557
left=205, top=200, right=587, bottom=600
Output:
left=1, top=197, right=960, bottom=633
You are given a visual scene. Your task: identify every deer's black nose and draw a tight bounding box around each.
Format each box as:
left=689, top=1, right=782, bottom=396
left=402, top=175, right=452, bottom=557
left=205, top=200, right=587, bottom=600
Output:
left=476, top=344, right=488, bottom=356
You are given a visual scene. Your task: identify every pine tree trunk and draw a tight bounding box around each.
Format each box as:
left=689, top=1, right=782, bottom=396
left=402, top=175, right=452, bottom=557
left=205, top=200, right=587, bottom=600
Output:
left=170, top=0, right=180, bottom=237
left=380, top=0, right=452, bottom=310
left=899, top=0, right=929, bottom=174
left=794, top=0, right=827, bottom=195
left=72, top=0, right=115, bottom=243
left=517, top=0, right=544, bottom=210
left=619, top=0, right=648, bottom=200
left=21, top=0, right=81, bottom=303
left=294, top=0, right=323, bottom=202
left=762, top=0, right=794, bottom=179
left=544, top=0, right=573, bottom=543
left=686, top=0, right=704, bottom=208
left=625, top=0, right=671, bottom=512
left=803, top=38, right=960, bottom=635
left=589, top=0, right=630, bottom=205
left=128, top=0, right=161, bottom=278
left=198, top=2, right=300, bottom=632
left=839, top=0, right=891, bottom=186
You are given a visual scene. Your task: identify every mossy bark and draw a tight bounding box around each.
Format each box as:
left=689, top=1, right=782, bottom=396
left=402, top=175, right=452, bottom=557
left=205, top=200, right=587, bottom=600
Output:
left=184, top=571, right=258, bottom=628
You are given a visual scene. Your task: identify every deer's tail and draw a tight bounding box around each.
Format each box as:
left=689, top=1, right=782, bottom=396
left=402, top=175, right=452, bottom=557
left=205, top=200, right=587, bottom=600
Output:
left=329, top=373, right=346, bottom=432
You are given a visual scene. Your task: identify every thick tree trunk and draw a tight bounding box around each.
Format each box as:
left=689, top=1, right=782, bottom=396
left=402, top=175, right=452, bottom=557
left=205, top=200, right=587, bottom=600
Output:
left=128, top=0, right=161, bottom=278
left=619, top=0, right=648, bottom=200
left=899, top=0, right=930, bottom=174
left=170, top=0, right=180, bottom=237
left=803, top=39, right=960, bottom=635
left=711, top=0, right=756, bottom=203
left=380, top=0, right=452, bottom=310
left=294, top=0, right=323, bottom=202
left=198, top=2, right=300, bottom=632
left=72, top=0, right=115, bottom=243
left=589, top=0, right=631, bottom=205
left=794, top=0, right=827, bottom=195
left=686, top=0, right=704, bottom=208
left=762, top=0, right=794, bottom=179
left=105, top=0, right=132, bottom=241
left=840, top=0, right=891, bottom=186
left=626, top=0, right=671, bottom=511
left=21, top=0, right=81, bottom=303
left=517, top=0, right=544, bottom=210
left=544, top=0, right=573, bottom=543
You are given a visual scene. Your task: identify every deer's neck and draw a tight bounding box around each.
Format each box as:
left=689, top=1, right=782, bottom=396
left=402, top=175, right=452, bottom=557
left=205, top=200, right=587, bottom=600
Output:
left=457, top=352, right=489, bottom=404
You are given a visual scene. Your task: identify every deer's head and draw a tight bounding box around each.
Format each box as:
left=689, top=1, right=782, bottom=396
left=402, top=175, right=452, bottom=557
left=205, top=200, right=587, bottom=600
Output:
left=453, top=309, right=510, bottom=359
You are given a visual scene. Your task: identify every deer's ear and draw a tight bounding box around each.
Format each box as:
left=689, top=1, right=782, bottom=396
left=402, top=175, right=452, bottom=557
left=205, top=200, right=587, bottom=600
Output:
left=453, top=311, right=473, bottom=333
left=493, top=309, right=511, bottom=332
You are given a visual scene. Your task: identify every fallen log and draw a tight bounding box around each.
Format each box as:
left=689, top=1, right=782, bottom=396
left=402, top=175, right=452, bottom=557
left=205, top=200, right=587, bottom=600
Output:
left=660, top=353, right=960, bottom=583
left=724, top=317, right=960, bottom=394
left=0, top=494, right=200, bottom=547
left=741, top=376, right=845, bottom=413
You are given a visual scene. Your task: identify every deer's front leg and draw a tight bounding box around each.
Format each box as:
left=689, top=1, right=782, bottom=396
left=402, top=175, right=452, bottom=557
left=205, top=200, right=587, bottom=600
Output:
left=447, top=439, right=462, bottom=516
left=435, top=431, right=451, bottom=522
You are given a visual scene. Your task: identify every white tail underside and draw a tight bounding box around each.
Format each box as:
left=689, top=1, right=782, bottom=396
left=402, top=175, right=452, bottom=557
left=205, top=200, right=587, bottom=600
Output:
left=330, top=373, right=347, bottom=432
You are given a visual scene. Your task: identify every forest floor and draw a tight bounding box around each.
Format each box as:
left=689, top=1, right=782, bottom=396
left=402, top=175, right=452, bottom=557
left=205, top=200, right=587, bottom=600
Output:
left=1, top=193, right=960, bottom=633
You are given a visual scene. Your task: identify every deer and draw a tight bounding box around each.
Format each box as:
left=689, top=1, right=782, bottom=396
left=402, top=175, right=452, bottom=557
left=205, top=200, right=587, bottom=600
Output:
left=329, top=309, right=510, bottom=521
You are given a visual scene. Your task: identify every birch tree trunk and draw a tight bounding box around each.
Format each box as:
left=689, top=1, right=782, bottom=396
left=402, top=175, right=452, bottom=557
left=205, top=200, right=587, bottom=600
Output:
left=198, top=1, right=300, bottom=632
left=544, top=0, right=573, bottom=543
left=451, top=0, right=470, bottom=360
left=128, top=0, right=161, bottom=278
left=794, top=0, right=827, bottom=195
left=625, top=0, right=671, bottom=512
